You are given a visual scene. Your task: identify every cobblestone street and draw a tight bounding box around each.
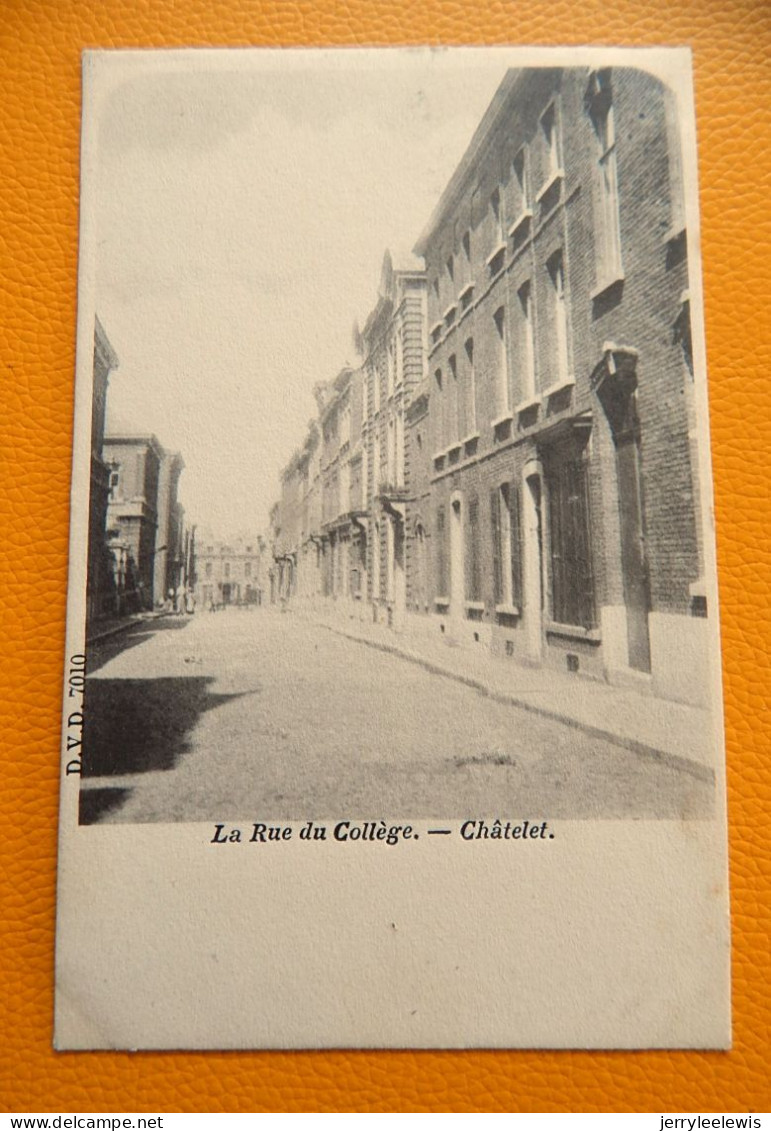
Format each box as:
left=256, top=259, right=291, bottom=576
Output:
left=78, top=610, right=709, bottom=823
left=80, top=608, right=713, bottom=824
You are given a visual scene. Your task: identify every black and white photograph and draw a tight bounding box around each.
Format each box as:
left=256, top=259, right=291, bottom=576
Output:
left=56, top=46, right=729, bottom=1051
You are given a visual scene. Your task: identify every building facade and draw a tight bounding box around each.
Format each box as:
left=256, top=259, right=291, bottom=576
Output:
left=153, top=451, right=186, bottom=605
left=267, top=66, right=706, bottom=706
left=360, top=252, right=427, bottom=630
left=103, top=434, right=165, bottom=612
left=87, top=317, right=119, bottom=624
left=195, top=535, right=264, bottom=608
left=414, top=66, right=704, bottom=703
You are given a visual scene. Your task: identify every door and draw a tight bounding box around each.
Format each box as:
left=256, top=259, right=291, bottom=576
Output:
left=449, top=497, right=464, bottom=622
left=523, top=468, right=544, bottom=662
left=615, top=426, right=651, bottom=672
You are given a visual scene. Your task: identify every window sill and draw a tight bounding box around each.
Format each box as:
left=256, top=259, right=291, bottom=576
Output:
left=514, top=396, right=541, bottom=415
left=689, top=576, right=706, bottom=599
left=508, top=209, right=533, bottom=238
left=590, top=273, right=625, bottom=302
left=434, top=596, right=450, bottom=608
left=495, top=604, right=521, bottom=618
left=663, top=222, right=686, bottom=246
left=432, top=450, right=446, bottom=463
left=485, top=241, right=507, bottom=268
left=443, top=303, right=458, bottom=324
left=491, top=412, right=514, bottom=430
left=461, top=432, right=480, bottom=447
left=542, top=377, right=575, bottom=399
left=459, top=284, right=474, bottom=307
left=535, top=169, right=565, bottom=203
left=464, top=601, right=485, bottom=612
left=545, top=621, right=601, bottom=643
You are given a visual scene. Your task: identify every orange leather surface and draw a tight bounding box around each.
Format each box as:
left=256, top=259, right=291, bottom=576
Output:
left=1, top=0, right=769, bottom=1114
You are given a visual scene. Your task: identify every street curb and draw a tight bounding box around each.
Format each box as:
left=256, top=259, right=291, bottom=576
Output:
left=86, top=611, right=172, bottom=647
left=316, top=619, right=715, bottom=785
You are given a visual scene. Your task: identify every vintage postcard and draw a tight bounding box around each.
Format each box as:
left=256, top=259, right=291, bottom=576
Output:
left=56, top=45, right=730, bottom=1049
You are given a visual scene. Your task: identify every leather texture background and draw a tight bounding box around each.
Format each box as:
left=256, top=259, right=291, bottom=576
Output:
left=1, top=0, right=769, bottom=1114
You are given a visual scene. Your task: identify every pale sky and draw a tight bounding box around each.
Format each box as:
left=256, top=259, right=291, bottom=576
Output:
left=91, top=47, right=691, bottom=539
left=93, top=48, right=510, bottom=537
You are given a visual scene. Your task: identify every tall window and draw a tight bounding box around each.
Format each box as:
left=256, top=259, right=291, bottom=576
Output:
left=547, top=453, right=596, bottom=628
left=386, top=418, right=395, bottom=483
left=547, top=252, right=570, bottom=384
left=361, top=437, right=369, bottom=503
left=396, top=328, right=404, bottom=386
left=541, top=104, right=561, bottom=183
left=448, top=353, right=459, bottom=442
left=587, top=70, right=623, bottom=284
left=464, top=337, right=476, bottom=434
left=512, top=148, right=529, bottom=216
left=244, top=561, right=251, bottom=579
left=205, top=561, right=212, bottom=579
left=340, top=458, right=350, bottom=513
left=434, top=368, right=443, bottom=450
left=467, top=496, right=482, bottom=601
left=371, top=521, right=380, bottom=603
left=491, top=483, right=522, bottom=608
left=395, top=411, right=404, bottom=489
left=494, top=306, right=510, bottom=415
left=664, top=87, right=686, bottom=235
left=414, top=523, right=427, bottom=612
left=490, top=187, right=504, bottom=244
left=372, top=363, right=380, bottom=413
left=340, top=404, right=351, bottom=447
left=436, top=507, right=447, bottom=598
left=373, top=431, right=381, bottom=493
left=518, top=281, right=536, bottom=401
left=224, top=562, right=231, bottom=579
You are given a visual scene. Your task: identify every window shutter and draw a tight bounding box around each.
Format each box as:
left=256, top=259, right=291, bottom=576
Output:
left=490, top=489, right=502, bottom=605
left=436, top=508, right=446, bottom=597
left=468, top=497, right=481, bottom=601
left=510, top=480, right=523, bottom=607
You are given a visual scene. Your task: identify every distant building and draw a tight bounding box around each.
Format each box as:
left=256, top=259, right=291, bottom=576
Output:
left=87, top=317, right=119, bottom=623
left=195, top=535, right=264, bottom=608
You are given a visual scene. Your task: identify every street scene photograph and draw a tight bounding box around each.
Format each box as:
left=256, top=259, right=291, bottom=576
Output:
left=76, top=49, right=719, bottom=826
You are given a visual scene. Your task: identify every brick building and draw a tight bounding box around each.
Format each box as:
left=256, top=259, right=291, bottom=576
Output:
left=86, top=317, right=119, bottom=623
left=413, top=66, right=705, bottom=703
left=103, top=434, right=186, bottom=612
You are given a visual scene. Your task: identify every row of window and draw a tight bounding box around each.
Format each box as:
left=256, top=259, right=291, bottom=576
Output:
left=368, top=326, right=406, bottom=416
left=432, top=248, right=570, bottom=452
left=202, top=560, right=257, bottom=579
left=429, top=71, right=623, bottom=324
left=433, top=460, right=595, bottom=630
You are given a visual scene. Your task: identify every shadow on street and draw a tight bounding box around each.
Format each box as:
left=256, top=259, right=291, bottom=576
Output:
left=79, top=787, right=133, bottom=825
left=80, top=675, right=255, bottom=780
left=86, top=617, right=194, bottom=674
